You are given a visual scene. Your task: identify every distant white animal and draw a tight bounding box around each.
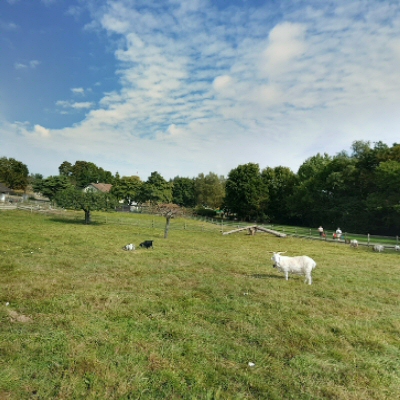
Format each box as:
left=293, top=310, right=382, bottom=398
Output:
left=271, top=251, right=317, bottom=285
left=123, top=243, right=135, bottom=251
left=395, top=245, right=400, bottom=251
left=373, top=245, right=384, bottom=252
left=350, top=240, right=358, bottom=248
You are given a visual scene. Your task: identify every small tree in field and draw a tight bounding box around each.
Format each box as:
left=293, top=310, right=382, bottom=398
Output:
left=54, top=187, right=118, bottom=224
left=154, top=203, right=186, bottom=238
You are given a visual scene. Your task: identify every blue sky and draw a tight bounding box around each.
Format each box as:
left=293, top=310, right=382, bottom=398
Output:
left=1, top=0, right=400, bottom=180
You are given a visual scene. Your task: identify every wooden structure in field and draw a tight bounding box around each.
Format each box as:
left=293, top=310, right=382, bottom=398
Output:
left=222, top=225, right=287, bottom=238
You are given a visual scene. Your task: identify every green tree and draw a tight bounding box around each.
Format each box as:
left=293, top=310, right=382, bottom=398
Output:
left=195, top=172, right=225, bottom=209
left=224, top=163, right=268, bottom=221
left=111, top=175, right=143, bottom=205
left=54, top=187, right=118, bottom=224
left=261, top=166, right=297, bottom=223
left=0, top=157, right=29, bottom=190
left=288, top=153, right=331, bottom=226
left=172, top=176, right=196, bottom=208
left=32, top=175, right=73, bottom=202
left=139, top=171, right=172, bottom=205
left=60, top=161, right=114, bottom=188
left=58, top=161, right=73, bottom=178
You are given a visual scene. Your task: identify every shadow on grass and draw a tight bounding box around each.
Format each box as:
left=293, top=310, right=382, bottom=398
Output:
left=49, top=218, right=105, bottom=226
left=249, top=273, right=283, bottom=280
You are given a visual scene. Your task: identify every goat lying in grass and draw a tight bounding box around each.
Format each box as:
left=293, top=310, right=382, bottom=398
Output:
left=140, top=240, right=154, bottom=249
left=123, top=243, right=135, bottom=251
left=271, top=251, right=317, bottom=285
left=350, top=239, right=358, bottom=248
left=373, top=244, right=384, bottom=252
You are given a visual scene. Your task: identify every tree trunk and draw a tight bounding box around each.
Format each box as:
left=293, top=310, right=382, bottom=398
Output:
left=164, top=216, right=171, bottom=238
left=85, top=209, right=91, bottom=224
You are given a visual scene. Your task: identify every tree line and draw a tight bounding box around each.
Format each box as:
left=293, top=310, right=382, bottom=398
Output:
left=1, top=140, right=399, bottom=234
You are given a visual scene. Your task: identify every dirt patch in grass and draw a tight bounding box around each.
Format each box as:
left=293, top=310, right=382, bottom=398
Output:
left=8, top=309, right=33, bottom=323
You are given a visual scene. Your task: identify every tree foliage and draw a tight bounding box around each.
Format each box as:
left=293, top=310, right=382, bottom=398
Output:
left=140, top=171, right=172, bottom=205
left=0, top=157, right=29, bottom=190
left=195, top=172, right=225, bottom=209
left=58, top=160, right=114, bottom=188
left=111, top=175, right=142, bottom=205
left=54, top=187, right=118, bottom=224
left=171, top=176, right=196, bottom=208
left=32, top=175, right=73, bottom=202
left=224, top=163, right=268, bottom=221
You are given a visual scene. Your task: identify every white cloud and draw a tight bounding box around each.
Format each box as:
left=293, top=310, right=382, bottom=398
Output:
left=56, top=100, right=94, bottom=111
left=71, top=102, right=93, bottom=109
left=34, top=125, right=50, bottom=138
left=261, top=22, right=307, bottom=76
left=14, top=60, right=40, bottom=70
left=14, top=62, right=27, bottom=70
left=71, top=87, right=85, bottom=95
left=213, top=75, right=233, bottom=92
left=29, top=60, right=40, bottom=68
left=0, top=21, right=19, bottom=31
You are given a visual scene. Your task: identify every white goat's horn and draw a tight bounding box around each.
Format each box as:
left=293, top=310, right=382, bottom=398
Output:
left=276, top=251, right=287, bottom=254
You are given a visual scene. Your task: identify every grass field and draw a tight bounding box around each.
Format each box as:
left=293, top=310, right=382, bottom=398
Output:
left=1, top=210, right=400, bottom=399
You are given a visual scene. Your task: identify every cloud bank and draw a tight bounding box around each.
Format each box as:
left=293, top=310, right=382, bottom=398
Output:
left=1, top=0, right=400, bottom=179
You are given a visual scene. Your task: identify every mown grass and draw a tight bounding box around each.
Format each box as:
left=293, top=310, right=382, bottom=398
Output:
left=1, top=210, right=400, bottom=399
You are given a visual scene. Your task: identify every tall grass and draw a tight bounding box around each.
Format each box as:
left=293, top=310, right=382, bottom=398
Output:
left=1, top=210, right=399, bottom=399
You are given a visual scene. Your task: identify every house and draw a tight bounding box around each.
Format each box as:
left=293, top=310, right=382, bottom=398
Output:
left=0, top=182, right=11, bottom=202
left=82, top=183, right=113, bottom=193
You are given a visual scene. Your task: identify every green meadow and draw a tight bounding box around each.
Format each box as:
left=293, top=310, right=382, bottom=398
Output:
left=1, top=210, right=399, bottom=399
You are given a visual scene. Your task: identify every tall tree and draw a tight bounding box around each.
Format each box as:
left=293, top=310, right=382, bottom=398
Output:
left=172, top=176, right=196, bottom=208
left=139, top=171, right=172, bottom=205
left=58, top=161, right=73, bottom=178
left=111, top=175, right=143, bottom=205
left=261, top=166, right=297, bottom=224
left=0, top=157, right=29, bottom=190
left=224, top=163, right=268, bottom=221
left=194, top=172, right=225, bottom=209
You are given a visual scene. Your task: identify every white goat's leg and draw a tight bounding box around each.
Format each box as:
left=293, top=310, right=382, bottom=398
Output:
left=285, top=272, right=289, bottom=280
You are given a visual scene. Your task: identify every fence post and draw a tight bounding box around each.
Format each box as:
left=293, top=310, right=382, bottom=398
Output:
left=367, top=234, right=370, bottom=247
left=221, top=219, right=224, bottom=234
left=309, top=229, right=311, bottom=238
left=397, top=236, right=399, bottom=245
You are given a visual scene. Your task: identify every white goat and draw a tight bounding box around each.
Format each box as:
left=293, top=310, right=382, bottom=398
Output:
left=123, top=243, right=135, bottom=251
left=373, top=244, right=384, bottom=252
left=395, top=245, right=400, bottom=252
left=271, top=252, right=316, bottom=285
left=350, top=240, right=358, bottom=248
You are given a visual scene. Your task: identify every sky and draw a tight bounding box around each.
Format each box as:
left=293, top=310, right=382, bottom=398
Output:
left=1, top=0, right=400, bottom=180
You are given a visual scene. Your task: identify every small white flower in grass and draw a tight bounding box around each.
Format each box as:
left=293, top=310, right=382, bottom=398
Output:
left=248, top=362, right=255, bottom=367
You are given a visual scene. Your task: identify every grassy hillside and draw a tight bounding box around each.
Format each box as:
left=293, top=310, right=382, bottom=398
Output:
left=1, top=210, right=399, bottom=399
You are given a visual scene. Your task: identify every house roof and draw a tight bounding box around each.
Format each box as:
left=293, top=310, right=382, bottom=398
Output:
left=0, top=183, right=10, bottom=193
left=88, top=183, right=112, bottom=193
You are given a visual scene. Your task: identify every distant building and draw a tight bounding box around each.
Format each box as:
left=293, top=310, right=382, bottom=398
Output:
left=82, top=183, right=113, bottom=193
left=0, top=182, right=11, bottom=202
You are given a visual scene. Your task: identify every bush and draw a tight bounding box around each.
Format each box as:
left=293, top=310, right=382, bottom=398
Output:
left=194, top=207, right=216, bottom=217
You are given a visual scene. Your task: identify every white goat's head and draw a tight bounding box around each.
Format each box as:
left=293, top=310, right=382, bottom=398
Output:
left=270, top=251, right=287, bottom=266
